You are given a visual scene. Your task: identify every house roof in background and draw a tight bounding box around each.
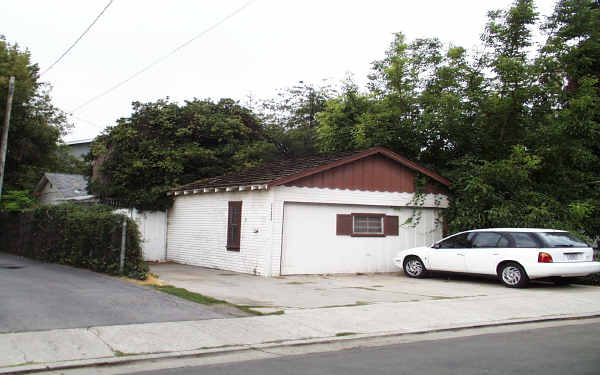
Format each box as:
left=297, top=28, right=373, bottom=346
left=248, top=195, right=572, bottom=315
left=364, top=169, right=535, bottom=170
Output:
left=65, top=138, right=94, bottom=146
left=171, top=147, right=451, bottom=193
left=35, top=173, right=90, bottom=198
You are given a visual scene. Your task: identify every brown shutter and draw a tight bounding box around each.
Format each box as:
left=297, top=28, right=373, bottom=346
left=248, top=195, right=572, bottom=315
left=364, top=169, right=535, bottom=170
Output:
left=384, top=215, right=399, bottom=236
left=336, top=214, right=352, bottom=235
left=227, top=201, right=242, bottom=250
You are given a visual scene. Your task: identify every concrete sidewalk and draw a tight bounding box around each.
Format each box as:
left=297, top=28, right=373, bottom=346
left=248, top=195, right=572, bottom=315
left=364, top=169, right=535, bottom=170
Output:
left=2, top=284, right=600, bottom=374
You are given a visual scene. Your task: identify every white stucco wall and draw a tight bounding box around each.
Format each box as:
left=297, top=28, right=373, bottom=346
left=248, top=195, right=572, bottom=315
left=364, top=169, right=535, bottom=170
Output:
left=166, top=185, right=447, bottom=276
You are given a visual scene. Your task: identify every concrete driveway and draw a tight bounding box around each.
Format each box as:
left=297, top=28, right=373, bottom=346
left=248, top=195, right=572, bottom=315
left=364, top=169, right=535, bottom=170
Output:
left=151, top=263, right=588, bottom=313
left=0, top=253, right=231, bottom=333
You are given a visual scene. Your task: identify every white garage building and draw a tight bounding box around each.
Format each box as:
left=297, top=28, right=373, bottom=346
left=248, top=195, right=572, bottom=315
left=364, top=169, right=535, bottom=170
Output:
left=166, top=147, right=451, bottom=276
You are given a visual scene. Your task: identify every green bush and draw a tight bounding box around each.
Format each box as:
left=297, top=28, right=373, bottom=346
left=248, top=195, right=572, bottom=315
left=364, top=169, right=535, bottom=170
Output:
left=0, top=204, right=148, bottom=279
left=0, top=190, right=36, bottom=212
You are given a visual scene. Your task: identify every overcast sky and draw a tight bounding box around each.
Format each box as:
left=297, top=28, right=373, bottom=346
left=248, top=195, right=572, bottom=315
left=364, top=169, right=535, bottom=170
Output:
left=1, top=0, right=557, bottom=142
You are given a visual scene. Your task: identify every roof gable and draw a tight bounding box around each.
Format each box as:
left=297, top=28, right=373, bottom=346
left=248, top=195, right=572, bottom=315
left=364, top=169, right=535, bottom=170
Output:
left=270, top=147, right=450, bottom=188
left=35, top=173, right=90, bottom=198
left=285, top=154, right=416, bottom=192
left=172, top=147, right=450, bottom=193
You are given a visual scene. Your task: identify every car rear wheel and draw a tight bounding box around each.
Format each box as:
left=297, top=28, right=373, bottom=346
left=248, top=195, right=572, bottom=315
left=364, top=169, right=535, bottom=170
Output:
left=499, top=262, right=528, bottom=288
left=403, top=256, right=427, bottom=278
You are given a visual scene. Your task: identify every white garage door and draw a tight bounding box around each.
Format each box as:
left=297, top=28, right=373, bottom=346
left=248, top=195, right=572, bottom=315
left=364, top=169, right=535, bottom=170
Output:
left=280, top=202, right=440, bottom=275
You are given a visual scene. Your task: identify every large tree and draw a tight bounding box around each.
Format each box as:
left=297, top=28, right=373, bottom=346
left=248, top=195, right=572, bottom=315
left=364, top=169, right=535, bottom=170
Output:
left=90, top=98, right=277, bottom=211
left=0, top=36, right=73, bottom=193
left=255, top=81, right=337, bottom=158
left=314, top=0, right=600, bottom=238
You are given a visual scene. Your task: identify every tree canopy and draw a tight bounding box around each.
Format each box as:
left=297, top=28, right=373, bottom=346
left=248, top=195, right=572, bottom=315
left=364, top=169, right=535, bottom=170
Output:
left=316, top=0, right=600, bottom=237
left=0, top=36, right=83, bottom=211
left=90, top=98, right=277, bottom=210
left=255, top=81, right=337, bottom=158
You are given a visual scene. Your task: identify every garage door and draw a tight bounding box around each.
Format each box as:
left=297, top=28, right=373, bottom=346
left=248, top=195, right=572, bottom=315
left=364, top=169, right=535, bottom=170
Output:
left=280, top=202, right=438, bottom=275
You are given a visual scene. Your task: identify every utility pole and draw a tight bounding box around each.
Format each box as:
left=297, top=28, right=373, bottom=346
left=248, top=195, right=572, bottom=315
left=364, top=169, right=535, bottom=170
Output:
left=0, top=76, right=16, bottom=201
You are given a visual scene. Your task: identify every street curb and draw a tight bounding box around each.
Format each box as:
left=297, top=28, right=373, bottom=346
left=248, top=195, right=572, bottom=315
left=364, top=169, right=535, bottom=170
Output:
left=2, top=313, right=600, bottom=374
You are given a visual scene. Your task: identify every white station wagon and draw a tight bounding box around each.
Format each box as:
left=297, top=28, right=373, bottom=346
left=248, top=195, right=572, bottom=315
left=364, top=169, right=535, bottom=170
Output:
left=394, top=228, right=600, bottom=288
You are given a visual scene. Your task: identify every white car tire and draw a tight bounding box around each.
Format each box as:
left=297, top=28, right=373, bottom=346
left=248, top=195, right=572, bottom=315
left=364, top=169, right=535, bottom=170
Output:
left=499, top=262, right=529, bottom=288
left=403, top=256, right=427, bottom=278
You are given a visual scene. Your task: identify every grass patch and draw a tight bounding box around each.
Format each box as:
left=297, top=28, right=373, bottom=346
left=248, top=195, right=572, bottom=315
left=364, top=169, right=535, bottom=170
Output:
left=286, top=281, right=312, bottom=285
left=335, top=332, right=357, bottom=337
left=150, top=285, right=284, bottom=316
left=430, top=295, right=460, bottom=300
left=2, top=362, right=37, bottom=368
left=151, top=285, right=224, bottom=304
left=322, top=301, right=370, bottom=308
left=237, top=305, right=285, bottom=316
left=114, top=350, right=136, bottom=357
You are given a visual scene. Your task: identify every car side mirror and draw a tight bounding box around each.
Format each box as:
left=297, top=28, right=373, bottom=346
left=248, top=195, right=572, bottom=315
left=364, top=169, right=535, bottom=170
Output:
left=432, top=243, right=440, bottom=249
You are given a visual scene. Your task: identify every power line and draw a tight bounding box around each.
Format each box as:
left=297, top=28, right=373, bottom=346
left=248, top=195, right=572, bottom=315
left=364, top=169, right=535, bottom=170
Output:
left=70, top=0, right=257, bottom=114
left=56, top=105, right=106, bottom=131
left=40, top=0, right=115, bottom=77
left=70, top=113, right=105, bottom=130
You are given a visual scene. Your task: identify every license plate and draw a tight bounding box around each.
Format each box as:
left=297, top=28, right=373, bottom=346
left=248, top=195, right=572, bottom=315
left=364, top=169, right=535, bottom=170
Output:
left=565, top=253, right=582, bottom=261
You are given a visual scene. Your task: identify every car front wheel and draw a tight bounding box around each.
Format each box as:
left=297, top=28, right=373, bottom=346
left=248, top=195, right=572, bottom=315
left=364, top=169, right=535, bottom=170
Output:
left=499, top=262, right=528, bottom=288
left=403, top=256, right=427, bottom=278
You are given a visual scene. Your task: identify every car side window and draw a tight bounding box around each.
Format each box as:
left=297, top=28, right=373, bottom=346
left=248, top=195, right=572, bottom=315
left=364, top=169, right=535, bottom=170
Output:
left=438, top=233, right=473, bottom=249
left=471, top=232, right=511, bottom=248
left=472, top=232, right=502, bottom=248
left=509, top=232, right=540, bottom=248
left=497, top=235, right=510, bottom=247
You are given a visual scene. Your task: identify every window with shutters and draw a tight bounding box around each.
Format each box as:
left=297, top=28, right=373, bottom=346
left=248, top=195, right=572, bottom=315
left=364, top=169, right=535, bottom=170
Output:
left=226, top=201, right=242, bottom=250
left=353, top=214, right=384, bottom=234
left=336, top=213, right=398, bottom=237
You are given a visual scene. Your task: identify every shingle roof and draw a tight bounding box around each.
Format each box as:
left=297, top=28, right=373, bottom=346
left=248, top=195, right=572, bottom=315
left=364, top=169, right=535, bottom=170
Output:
left=172, top=147, right=451, bottom=192
left=37, top=173, right=90, bottom=198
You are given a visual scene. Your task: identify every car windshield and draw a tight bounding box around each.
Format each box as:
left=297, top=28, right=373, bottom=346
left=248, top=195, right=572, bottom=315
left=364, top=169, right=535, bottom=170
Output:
left=537, top=232, right=589, bottom=248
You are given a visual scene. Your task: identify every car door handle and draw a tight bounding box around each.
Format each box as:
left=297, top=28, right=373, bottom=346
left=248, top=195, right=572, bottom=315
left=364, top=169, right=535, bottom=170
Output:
left=457, top=253, right=465, bottom=256
left=492, top=253, right=500, bottom=256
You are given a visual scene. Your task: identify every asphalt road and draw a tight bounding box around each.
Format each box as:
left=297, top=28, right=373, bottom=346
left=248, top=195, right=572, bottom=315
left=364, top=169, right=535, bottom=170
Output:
left=0, top=252, right=228, bottom=333
left=130, top=322, right=600, bottom=375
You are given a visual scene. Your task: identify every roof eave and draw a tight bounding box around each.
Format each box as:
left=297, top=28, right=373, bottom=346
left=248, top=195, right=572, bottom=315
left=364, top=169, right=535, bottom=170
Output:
left=168, top=184, right=269, bottom=196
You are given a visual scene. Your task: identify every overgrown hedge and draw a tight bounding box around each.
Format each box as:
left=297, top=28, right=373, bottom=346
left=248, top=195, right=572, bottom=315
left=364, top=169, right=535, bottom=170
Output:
left=0, top=204, right=148, bottom=279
